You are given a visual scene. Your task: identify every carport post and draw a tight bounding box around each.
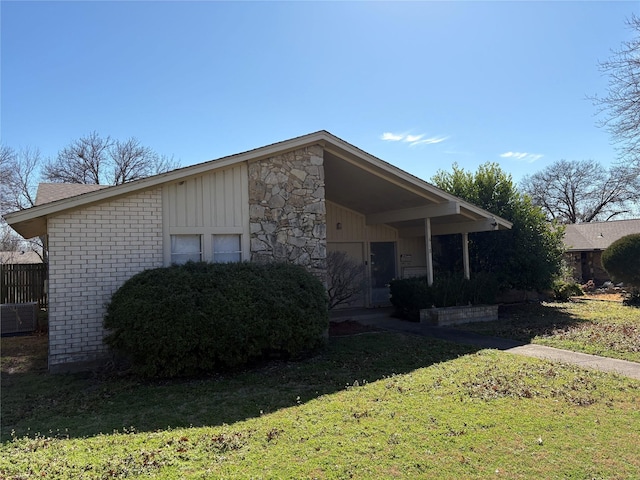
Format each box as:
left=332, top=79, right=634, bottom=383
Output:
left=424, top=218, right=434, bottom=286
left=462, top=232, right=470, bottom=280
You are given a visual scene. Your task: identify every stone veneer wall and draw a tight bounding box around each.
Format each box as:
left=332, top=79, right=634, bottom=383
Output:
left=47, top=189, right=164, bottom=372
left=248, top=145, right=327, bottom=280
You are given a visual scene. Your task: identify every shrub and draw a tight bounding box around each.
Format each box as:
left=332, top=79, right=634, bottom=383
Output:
left=389, top=272, right=499, bottom=320
left=326, top=251, right=367, bottom=310
left=602, top=233, right=640, bottom=288
left=389, top=276, right=434, bottom=319
left=104, top=262, right=328, bottom=377
left=552, top=280, right=584, bottom=301
left=624, top=291, right=640, bottom=307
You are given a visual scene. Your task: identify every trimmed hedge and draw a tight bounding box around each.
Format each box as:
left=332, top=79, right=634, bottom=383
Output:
left=104, top=262, right=328, bottom=377
left=389, top=272, right=498, bottom=320
left=601, top=233, right=640, bottom=288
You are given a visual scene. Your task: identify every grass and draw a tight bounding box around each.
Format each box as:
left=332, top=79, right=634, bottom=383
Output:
left=2, top=331, right=640, bottom=479
left=457, top=299, right=640, bottom=363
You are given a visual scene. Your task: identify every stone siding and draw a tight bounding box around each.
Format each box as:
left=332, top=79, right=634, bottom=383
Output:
left=248, top=146, right=327, bottom=280
left=47, top=189, right=163, bottom=372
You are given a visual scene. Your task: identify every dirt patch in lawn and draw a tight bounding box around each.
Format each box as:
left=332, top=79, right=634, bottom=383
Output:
left=580, top=292, right=625, bottom=302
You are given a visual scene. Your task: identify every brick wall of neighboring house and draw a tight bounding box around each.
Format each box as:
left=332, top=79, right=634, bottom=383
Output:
left=47, top=188, right=164, bottom=372
left=568, top=251, right=610, bottom=285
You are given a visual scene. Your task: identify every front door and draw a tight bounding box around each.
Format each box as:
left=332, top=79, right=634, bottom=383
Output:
left=370, top=242, right=396, bottom=306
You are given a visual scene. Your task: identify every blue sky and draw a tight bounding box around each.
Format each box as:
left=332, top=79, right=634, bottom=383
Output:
left=1, top=1, right=637, bottom=184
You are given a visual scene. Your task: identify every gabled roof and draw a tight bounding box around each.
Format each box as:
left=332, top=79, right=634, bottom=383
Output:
left=563, top=219, right=640, bottom=251
left=0, top=251, right=42, bottom=264
left=4, top=130, right=512, bottom=239
left=36, top=183, right=108, bottom=205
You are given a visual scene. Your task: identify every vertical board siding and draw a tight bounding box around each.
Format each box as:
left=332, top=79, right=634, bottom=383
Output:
left=326, top=201, right=366, bottom=242
left=166, top=164, right=246, bottom=229
left=0, top=263, right=48, bottom=309
left=326, top=201, right=398, bottom=243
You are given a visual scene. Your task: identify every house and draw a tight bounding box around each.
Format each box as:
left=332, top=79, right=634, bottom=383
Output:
left=4, top=131, right=511, bottom=372
left=0, top=250, right=42, bottom=264
left=564, top=219, right=640, bottom=285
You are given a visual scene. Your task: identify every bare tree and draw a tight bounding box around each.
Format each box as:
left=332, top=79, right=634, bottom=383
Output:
left=0, top=145, right=16, bottom=214
left=1, top=145, right=42, bottom=213
left=521, top=159, right=640, bottom=223
left=43, top=132, right=179, bottom=185
left=110, top=138, right=176, bottom=185
left=0, top=145, right=42, bottom=253
left=3, top=134, right=178, bottom=257
left=591, top=14, right=640, bottom=168
left=326, top=251, right=367, bottom=310
left=43, top=131, right=111, bottom=184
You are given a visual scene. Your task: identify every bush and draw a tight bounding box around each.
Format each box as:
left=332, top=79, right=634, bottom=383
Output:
left=104, top=262, right=328, bottom=377
left=389, top=272, right=499, bottom=320
left=624, top=291, right=640, bottom=307
left=602, top=233, right=640, bottom=288
left=552, top=280, right=584, bottom=301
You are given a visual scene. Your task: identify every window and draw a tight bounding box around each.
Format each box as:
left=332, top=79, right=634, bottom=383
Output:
left=170, top=235, right=202, bottom=264
left=213, top=234, right=241, bottom=263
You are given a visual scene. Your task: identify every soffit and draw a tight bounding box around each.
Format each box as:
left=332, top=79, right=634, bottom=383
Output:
left=323, top=148, right=502, bottom=233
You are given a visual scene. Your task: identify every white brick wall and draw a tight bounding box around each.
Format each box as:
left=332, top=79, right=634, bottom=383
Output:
left=47, top=188, right=164, bottom=370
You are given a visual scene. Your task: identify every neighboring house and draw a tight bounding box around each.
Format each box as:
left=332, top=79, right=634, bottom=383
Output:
left=0, top=251, right=42, bottom=264
left=4, top=131, right=511, bottom=372
left=564, top=219, right=640, bottom=285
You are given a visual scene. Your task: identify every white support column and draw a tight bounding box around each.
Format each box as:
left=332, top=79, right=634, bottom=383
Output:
left=425, top=218, right=434, bottom=286
left=462, top=232, right=470, bottom=280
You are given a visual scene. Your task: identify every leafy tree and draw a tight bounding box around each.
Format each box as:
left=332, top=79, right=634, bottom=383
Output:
left=520, top=159, right=640, bottom=223
left=432, top=162, right=565, bottom=291
left=601, top=233, right=640, bottom=288
left=591, top=14, right=640, bottom=168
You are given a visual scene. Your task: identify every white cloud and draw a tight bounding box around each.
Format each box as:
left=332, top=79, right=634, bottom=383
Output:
left=381, top=132, right=448, bottom=147
left=405, top=134, right=424, bottom=143
left=381, top=132, right=404, bottom=141
left=410, top=136, right=448, bottom=146
left=500, top=151, right=543, bottom=163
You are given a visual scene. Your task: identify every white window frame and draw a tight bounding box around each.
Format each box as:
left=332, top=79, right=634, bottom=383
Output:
left=165, top=228, right=248, bottom=265
left=170, top=234, right=203, bottom=265
left=212, top=234, right=242, bottom=263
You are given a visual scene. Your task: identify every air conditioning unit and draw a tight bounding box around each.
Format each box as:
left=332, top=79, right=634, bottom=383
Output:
left=1, top=302, right=38, bottom=335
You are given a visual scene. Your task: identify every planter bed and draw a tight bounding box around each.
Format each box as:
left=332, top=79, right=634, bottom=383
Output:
left=420, top=304, right=499, bottom=326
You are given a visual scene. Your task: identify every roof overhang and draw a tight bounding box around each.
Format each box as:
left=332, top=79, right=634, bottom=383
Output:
left=3, top=130, right=512, bottom=239
left=320, top=137, right=511, bottom=236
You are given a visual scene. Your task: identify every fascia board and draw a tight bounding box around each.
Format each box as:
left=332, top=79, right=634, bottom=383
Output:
left=4, top=131, right=331, bottom=228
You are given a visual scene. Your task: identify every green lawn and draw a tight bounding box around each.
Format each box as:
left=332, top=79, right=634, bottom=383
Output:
left=2, top=331, right=640, bottom=479
left=458, top=299, right=640, bottom=362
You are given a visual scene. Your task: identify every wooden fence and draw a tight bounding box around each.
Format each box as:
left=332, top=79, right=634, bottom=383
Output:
left=0, top=263, right=48, bottom=309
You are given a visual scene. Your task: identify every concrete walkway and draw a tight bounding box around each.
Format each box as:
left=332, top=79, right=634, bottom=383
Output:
left=332, top=309, right=640, bottom=381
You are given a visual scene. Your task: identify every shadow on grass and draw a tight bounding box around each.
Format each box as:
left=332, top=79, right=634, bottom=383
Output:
left=1, top=332, right=479, bottom=442
left=455, top=302, right=589, bottom=343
